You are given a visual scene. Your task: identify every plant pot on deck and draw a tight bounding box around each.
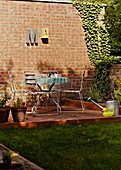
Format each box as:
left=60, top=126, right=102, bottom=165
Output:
left=0, top=107, right=10, bottom=123
left=0, top=162, right=23, bottom=170
left=11, top=107, right=27, bottom=122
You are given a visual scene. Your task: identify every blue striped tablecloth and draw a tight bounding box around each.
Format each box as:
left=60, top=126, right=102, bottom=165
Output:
left=35, top=77, right=68, bottom=84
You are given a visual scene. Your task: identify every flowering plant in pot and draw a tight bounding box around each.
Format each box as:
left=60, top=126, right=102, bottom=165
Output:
left=11, top=98, right=27, bottom=122
left=0, top=150, right=23, bottom=170
left=0, top=91, right=10, bottom=123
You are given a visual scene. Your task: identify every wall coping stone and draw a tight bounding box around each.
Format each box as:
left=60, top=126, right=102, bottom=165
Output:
left=110, top=64, right=121, bottom=69
left=11, top=0, right=72, bottom=4
left=11, top=0, right=106, bottom=6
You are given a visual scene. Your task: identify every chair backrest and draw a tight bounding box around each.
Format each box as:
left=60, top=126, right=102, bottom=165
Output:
left=80, top=70, right=86, bottom=91
left=41, top=70, right=58, bottom=77
left=24, top=71, right=37, bottom=85
left=8, top=71, right=15, bottom=93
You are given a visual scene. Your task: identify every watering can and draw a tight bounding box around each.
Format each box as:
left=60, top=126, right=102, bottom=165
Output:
left=87, top=97, right=116, bottom=116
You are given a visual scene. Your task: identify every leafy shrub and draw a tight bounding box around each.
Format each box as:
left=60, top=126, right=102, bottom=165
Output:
left=0, top=91, right=10, bottom=107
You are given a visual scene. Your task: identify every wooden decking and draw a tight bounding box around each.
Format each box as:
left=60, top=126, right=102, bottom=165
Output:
left=0, top=99, right=121, bottom=128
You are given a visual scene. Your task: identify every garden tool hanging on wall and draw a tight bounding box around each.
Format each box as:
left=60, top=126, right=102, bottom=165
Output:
left=87, top=97, right=115, bottom=116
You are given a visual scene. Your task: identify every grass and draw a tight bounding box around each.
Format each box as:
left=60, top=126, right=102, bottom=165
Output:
left=0, top=123, right=121, bottom=169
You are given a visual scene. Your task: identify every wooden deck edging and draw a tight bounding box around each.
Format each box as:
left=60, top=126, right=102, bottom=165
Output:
left=0, top=116, right=121, bottom=128
left=64, top=99, right=121, bottom=113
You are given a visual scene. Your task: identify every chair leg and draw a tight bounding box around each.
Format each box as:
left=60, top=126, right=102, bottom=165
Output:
left=79, top=92, right=85, bottom=112
left=57, top=91, right=62, bottom=113
left=57, top=91, right=61, bottom=113
left=9, top=93, right=15, bottom=106
left=31, top=94, right=43, bottom=115
left=25, top=95, right=29, bottom=107
left=50, top=92, right=61, bottom=113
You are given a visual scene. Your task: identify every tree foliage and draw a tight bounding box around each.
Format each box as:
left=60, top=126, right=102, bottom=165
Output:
left=72, top=0, right=121, bottom=99
left=78, top=0, right=121, bottom=56
left=105, top=1, right=121, bottom=56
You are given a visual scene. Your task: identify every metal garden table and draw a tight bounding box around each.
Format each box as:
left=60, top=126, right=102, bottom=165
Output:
left=31, top=76, right=68, bottom=116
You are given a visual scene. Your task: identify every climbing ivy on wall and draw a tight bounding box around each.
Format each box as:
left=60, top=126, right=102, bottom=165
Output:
left=72, top=1, right=111, bottom=66
left=72, top=1, right=120, bottom=97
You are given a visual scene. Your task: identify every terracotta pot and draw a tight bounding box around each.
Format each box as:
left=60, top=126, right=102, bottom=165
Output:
left=0, top=162, right=23, bottom=170
left=0, top=107, right=10, bottom=123
left=5, top=107, right=11, bottom=122
left=11, top=107, right=27, bottom=122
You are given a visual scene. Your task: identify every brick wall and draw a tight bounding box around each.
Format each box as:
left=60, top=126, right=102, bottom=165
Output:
left=0, top=0, right=94, bottom=99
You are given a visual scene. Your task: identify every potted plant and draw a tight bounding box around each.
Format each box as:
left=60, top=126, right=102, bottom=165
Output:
left=0, top=91, right=10, bottom=123
left=0, top=150, right=23, bottom=170
left=11, top=98, right=27, bottom=122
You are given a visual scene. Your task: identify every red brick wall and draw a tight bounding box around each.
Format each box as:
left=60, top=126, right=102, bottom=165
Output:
left=0, top=0, right=94, bottom=97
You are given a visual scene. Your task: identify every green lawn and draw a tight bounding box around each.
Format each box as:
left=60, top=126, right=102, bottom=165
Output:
left=0, top=123, right=121, bottom=170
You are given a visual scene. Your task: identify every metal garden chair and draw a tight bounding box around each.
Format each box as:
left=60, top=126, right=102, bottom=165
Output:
left=24, top=71, right=60, bottom=116
left=8, top=71, right=31, bottom=102
left=59, top=70, right=85, bottom=113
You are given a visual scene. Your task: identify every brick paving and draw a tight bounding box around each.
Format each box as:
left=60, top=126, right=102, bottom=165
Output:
left=0, top=105, right=121, bottom=128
